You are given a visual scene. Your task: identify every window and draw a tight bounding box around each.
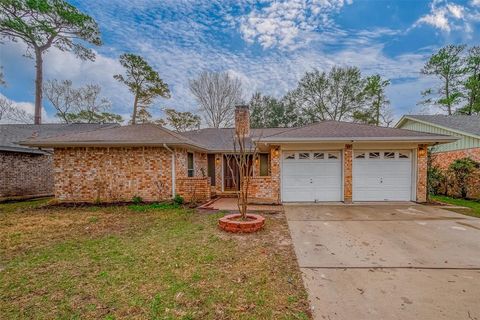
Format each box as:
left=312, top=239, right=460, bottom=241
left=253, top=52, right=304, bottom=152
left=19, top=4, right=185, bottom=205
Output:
left=187, top=152, right=194, bottom=177
left=399, top=152, right=410, bottom=159
left=369, top=152, right=380, bottom=159
left=384, top=152, right=395, bottom=159
left=328, top=152, right=338, bottom=159
left=284, top=153, right=295, bottom=160
left=259, top=154, right=269, bottom=176
left=313, top=152, right=324, bottom=159
left=299, top=152, right=310, bottom=159
left=355, top=152, right=365, bottom=159
left=207, top=154, right=215, bottom=186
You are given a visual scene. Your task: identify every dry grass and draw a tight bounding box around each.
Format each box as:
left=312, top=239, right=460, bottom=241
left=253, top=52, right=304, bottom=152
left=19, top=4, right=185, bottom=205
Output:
left=0, top=200, right=310, bottom=319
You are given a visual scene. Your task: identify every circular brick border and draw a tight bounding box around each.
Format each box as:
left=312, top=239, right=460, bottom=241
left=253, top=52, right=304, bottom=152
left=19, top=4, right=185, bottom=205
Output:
left=218, top=213, right=265, bottom=233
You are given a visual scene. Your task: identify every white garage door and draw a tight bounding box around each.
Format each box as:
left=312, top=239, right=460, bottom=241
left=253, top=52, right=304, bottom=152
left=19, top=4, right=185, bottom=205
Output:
left=353, top=150, right=413, bottom=201
left=282, top=151, right=342, bottom=202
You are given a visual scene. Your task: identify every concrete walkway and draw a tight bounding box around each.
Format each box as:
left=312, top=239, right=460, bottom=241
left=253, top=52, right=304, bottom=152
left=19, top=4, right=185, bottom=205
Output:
left=285, top=203, right=480, bottom=320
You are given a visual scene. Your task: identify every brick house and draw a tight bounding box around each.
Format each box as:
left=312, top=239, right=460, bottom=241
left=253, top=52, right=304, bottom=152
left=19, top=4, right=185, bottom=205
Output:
left=396, top=115, right=480, bottom=199
left=22, top=107, right=456, bottom=204
left=0, top=123, right=117, bottom=200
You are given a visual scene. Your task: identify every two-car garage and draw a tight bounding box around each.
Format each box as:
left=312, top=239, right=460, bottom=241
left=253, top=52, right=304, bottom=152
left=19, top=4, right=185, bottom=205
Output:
left=281, top=150, right=414, bottom=202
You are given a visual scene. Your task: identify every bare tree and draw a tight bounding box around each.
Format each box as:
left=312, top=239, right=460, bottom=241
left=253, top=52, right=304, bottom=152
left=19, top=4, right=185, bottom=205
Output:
left=189, top=71, right=243, bottom=128
left=225, top=127, right=261, bottom=220
left=0, top=96, right=34, bottom=123
left=44, top=79, right=81, bottom=122
left=44, top=79, right=122, bottom=123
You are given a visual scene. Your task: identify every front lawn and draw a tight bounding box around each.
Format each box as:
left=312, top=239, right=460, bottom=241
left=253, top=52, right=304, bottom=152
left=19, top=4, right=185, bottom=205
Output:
left=430, top=195, right=480, bottom=218
left=0, top=200, right=310, bottom=319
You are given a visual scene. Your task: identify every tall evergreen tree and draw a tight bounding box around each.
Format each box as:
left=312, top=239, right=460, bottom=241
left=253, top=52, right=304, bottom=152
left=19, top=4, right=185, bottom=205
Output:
left=0, top=0, right=102, bottom=124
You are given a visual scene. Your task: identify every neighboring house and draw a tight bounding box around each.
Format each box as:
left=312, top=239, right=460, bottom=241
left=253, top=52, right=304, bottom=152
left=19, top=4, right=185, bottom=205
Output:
left=0, top=123, right=117, bottom=199
left=396, top=114, right=480, bottom=199
left=22, top=106, right=455, bottom=204
left=396, top=115, right=480, bottom=169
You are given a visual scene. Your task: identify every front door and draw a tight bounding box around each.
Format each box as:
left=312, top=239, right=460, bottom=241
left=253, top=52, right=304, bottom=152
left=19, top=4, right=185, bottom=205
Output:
left=224, top=155, right=239, bottom=191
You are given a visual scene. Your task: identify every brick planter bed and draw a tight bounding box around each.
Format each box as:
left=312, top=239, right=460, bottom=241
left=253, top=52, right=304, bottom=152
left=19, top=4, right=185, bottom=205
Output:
left=218, top=213, right=265, bottom=233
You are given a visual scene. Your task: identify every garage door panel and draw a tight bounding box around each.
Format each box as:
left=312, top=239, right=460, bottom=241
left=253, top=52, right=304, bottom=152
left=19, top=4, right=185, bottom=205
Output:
left=282, top=151, right=342, bottom=202
left=353, top=151, right=412, bottom=202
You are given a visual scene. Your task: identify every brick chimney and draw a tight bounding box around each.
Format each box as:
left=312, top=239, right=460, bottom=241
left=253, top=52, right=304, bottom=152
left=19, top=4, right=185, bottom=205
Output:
left=234, top=105, right=250, bottom=136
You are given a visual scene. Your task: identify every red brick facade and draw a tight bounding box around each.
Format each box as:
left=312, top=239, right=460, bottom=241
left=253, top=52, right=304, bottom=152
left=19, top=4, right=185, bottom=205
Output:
left=0, top=151, right=54, bottom=198
left=432, top=148, right=480, bottom=170
left=176, top=177, right=211, bottom=203
left=343, top=144, right=353, bottom=203
left=431, top=148, right=480, bottom=200
left=416, top=144, right=428, bottom=203
left=53, top=147, right=173, bottom=202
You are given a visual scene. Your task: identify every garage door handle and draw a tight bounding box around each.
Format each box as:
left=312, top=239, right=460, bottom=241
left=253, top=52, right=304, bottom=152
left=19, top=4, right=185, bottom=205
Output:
left=380, top=178, right=383, bottom=183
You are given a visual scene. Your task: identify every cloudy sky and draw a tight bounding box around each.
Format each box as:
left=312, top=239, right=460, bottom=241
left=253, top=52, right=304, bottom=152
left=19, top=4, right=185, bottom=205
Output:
left=1, top=0, right=480, bottom=124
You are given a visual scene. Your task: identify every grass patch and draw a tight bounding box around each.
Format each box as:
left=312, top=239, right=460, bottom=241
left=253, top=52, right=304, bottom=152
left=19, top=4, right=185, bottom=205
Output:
left=128, top=202, right=180, bottom=212
left=430, top=195, right=480, bottom=218
left=0, top=199, right=310, bottom=319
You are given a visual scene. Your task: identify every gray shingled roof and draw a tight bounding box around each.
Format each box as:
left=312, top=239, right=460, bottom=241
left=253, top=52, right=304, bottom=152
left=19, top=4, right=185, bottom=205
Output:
left=180, top=127, right=289, bottom=151
left=21, top=123, right=209, bottom=150
left=1, top=123, right=117, bottom=154
left=403, top=115, right=480, bottom=137
left=259, top=120, right=455, bottom=142
left=20, top=120, right=457, bottom=151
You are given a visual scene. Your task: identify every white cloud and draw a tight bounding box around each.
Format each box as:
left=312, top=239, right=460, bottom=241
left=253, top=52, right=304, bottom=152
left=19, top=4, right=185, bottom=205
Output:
left=414, top=0, right=479, bottom=34
left=238, top=0, right=352, bottom=49
left=0, top=93, right=56, bottom=124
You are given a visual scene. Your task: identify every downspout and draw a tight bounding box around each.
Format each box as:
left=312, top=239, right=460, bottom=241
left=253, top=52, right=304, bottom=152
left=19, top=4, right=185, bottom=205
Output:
left=163, top=144, right=175, bottom=197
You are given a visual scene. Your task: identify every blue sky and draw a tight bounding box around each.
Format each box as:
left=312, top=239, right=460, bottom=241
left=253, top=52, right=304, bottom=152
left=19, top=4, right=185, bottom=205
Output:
left=1, top=0, right=480, bottom=124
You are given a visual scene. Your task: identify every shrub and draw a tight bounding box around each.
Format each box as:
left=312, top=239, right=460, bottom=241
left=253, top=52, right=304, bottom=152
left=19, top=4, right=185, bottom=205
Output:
left=173, top=194, right=184, bottom=205
left=448, top=157, right=479, bottom=198
left=132, top=196, right=143, bottom=205
left=427, top=166, right=446, bottom=196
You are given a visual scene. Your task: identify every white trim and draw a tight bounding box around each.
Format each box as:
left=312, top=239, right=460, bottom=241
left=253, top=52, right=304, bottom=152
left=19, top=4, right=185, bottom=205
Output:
left=412, top=148, right=417, bottom=201
left=257, top=136, right=457, bottom=143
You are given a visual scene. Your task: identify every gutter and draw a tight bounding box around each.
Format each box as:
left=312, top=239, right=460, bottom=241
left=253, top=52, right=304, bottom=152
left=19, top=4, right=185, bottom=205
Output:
left=254, top=136, right=459, bottom=143
left=163, top=144, right=176, bottom=197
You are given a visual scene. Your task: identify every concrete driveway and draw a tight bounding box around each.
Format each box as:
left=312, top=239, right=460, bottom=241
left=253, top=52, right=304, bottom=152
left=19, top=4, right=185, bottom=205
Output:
left=285, top=203, right=480, bottom=320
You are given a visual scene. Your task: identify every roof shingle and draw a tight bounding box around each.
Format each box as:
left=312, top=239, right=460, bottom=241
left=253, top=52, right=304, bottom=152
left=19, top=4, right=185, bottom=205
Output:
left=0, top=123, right=118, bottom=154
left=403, top=115, right=480, bottom=137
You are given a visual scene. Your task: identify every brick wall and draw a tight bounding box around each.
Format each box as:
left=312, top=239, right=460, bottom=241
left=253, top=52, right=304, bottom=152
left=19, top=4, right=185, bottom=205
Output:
left=432, top=148, right=480, bottom=170
left=53, top=147, right=172, bottom=202
left=0, top=151, right=54, bottom=198
left=431, top=148, right=480, bottom=200
left=343, top=144, right=353, bottom=203
left=176, top=177, right=211, bottom=203
left=416, top=144, right=428, bottom=203
left=246, top=146, right=281, bottom=203
left=215, top=154, right=222, bottom=194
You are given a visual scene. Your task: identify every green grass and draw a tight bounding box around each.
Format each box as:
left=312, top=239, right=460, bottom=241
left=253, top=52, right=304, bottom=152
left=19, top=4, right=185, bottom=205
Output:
left=430, top=195, right=480, bottom=218
left=0, top=199, right=310, bottom=319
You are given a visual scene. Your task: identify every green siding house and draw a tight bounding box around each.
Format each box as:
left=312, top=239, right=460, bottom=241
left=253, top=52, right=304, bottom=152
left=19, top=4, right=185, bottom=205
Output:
left=395, top=115, right=480, bottom=153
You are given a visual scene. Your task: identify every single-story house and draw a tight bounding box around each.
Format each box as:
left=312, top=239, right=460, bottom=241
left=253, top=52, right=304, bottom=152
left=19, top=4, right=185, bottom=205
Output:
left=0, top=123, right=117, bottom=199
left=22, top=106, right=456, bottom=204
left=396, top=114, right=480, bottom=199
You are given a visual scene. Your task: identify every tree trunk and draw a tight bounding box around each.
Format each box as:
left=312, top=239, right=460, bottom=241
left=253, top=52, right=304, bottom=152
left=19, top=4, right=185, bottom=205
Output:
left=34, top=49, right=43, bottom=124
left=445, top=80, right=451, bottom=115
left=131, top=92, right=139, bottom=124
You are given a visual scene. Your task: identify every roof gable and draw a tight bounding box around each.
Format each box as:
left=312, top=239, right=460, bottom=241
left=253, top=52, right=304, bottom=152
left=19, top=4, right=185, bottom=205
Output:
left=396, top=115, right=480, bottom=138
